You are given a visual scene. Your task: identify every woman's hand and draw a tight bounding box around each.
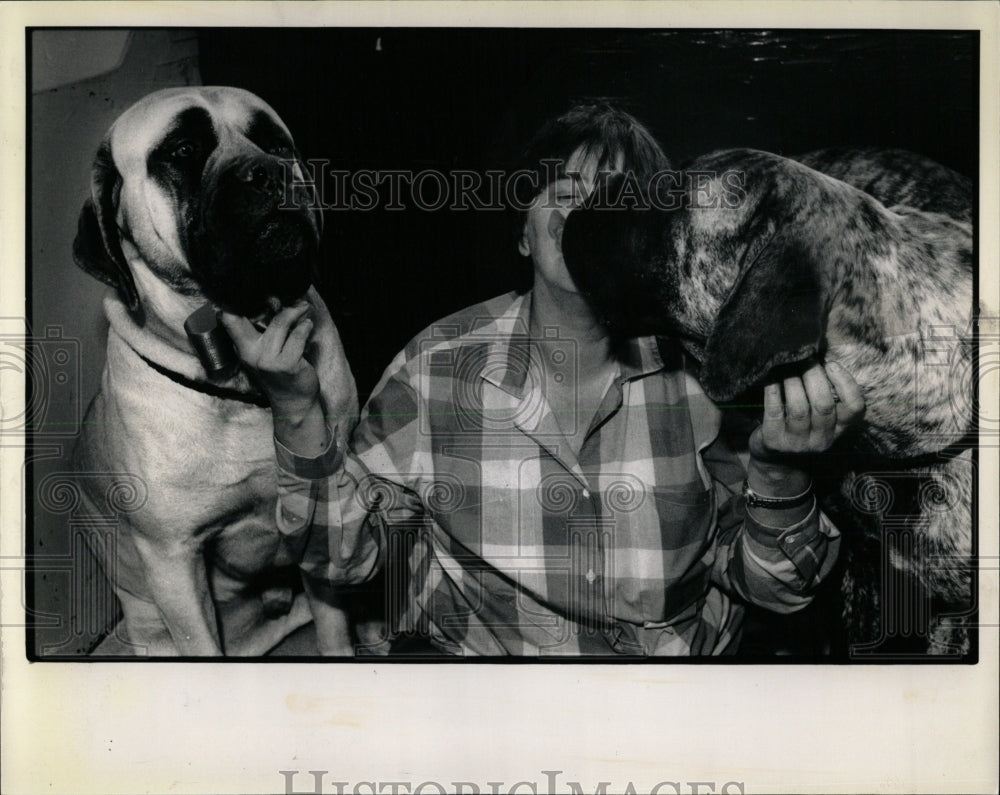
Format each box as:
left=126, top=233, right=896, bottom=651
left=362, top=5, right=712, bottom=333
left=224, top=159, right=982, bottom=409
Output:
left=744, top=361, right=865, bottom=520
left=220, top=287, right=356, bottom=458
left=220, top=299, right=321, bottom=421
left=749, top=360, right=865, bottom=462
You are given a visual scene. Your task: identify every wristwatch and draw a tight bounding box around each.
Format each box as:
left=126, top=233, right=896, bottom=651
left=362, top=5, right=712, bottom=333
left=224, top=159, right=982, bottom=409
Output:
left=742, top=478, right=814, bottom=509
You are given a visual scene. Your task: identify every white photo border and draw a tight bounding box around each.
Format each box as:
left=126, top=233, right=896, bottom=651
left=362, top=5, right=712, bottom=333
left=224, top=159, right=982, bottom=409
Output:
left=1, top=3, right=998, bottom=794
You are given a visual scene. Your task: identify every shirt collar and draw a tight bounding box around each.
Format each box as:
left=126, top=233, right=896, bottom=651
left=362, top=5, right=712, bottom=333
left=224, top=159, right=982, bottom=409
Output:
left=478, top=290, right=667, bottom=398
left=615, top=333, right=667, bottom=381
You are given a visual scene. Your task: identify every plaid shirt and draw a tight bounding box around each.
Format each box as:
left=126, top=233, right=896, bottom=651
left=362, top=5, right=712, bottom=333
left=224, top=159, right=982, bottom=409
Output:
left=276, top=291, right=840, bottom=656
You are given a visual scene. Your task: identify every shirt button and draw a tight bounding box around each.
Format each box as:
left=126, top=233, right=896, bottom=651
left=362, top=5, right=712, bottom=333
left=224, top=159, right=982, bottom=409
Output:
left=784, top=533, right=798, bottom=545
left=586, top=568, right=597, bottom=584
left=582, top=488, right=591, bottom=499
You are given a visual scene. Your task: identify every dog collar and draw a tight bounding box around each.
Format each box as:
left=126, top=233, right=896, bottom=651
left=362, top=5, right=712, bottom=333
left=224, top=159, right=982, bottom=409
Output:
left=137, top=353, right=271, bottom=408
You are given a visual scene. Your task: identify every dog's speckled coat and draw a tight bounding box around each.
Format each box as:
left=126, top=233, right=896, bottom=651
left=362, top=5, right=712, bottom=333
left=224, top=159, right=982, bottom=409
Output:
left=563, top=147, right=974, bottom=655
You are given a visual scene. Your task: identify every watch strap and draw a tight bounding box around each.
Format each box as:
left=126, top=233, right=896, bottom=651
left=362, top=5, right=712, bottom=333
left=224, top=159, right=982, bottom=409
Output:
left=742, top=478, right=814, bottom=509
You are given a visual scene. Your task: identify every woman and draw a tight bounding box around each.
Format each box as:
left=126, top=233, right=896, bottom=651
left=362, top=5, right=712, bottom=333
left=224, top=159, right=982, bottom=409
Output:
left=222, top=103, right=865, bottom=655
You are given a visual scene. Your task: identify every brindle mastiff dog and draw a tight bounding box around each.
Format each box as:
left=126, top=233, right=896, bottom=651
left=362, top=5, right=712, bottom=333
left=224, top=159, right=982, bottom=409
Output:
left=72, top=86, right=375, bottom=656
left=562, top=148, right=974, bottom=655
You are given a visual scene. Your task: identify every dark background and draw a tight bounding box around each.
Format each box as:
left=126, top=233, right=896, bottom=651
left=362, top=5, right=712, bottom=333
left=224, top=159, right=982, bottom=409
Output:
left=198, top=28, right=978, bottom=401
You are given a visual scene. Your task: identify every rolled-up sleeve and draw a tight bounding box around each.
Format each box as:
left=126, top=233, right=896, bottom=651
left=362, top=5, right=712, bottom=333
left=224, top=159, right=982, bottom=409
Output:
left=702, top=433, right=842, bottom=614
left=273, top=353, right=425, bottom=586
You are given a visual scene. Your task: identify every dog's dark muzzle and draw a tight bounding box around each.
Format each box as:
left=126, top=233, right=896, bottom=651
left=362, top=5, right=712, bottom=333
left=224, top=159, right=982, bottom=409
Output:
left=189, top=153, right=321, bottom=316
left=562, top=188, right=671, bottom=338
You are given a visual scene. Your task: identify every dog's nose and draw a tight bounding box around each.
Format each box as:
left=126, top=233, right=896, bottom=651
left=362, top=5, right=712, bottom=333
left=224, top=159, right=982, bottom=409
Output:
left=235, top=157, right=282, bottom=193
left=238, top=163, right=267, bottom=184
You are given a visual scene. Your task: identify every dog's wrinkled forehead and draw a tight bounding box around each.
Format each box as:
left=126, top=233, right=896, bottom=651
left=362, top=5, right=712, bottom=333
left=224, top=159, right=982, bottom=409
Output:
left=108, top=86, right=292, bottom=174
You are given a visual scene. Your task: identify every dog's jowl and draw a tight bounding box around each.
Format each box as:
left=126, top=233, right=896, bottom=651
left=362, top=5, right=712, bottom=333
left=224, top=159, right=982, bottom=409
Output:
left=72, top=87, right=376, bottom=656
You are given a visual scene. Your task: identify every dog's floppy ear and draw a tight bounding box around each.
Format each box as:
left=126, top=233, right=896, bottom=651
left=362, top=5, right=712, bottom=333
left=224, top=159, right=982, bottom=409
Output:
left=73, top=139, right=140, bottom=312
left=699, top=235, right=827, bottom=402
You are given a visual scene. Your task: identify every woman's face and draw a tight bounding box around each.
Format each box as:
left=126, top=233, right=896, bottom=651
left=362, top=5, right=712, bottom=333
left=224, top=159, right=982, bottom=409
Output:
left=519, top=146, right=624, bottom=293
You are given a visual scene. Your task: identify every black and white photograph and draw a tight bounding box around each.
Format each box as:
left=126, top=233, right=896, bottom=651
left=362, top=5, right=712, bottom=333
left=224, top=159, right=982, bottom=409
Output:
left=21, top=23, right=984, bottom=661
left=2, top=2, right=998, bottom=793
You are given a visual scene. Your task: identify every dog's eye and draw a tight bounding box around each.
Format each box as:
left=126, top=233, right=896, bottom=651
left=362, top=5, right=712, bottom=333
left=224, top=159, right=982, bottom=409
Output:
left=171, top=141, right=198, bottom=160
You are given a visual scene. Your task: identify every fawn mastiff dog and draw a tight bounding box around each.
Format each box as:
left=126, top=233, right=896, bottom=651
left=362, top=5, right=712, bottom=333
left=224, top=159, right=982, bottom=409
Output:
left=72, top=86, right=374, bottom=655
left=562, top=147, right=975, bottom=654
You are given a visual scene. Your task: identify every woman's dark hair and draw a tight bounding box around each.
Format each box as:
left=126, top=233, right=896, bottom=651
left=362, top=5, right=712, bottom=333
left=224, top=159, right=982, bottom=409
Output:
left=508, top=101, right=670, bottom=290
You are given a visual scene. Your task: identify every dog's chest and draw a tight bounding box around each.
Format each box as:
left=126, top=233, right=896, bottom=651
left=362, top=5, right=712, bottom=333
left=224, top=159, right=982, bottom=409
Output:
left=97, top=337, right=287, bottom=549
left=111, top=370, right=276, bottom=481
